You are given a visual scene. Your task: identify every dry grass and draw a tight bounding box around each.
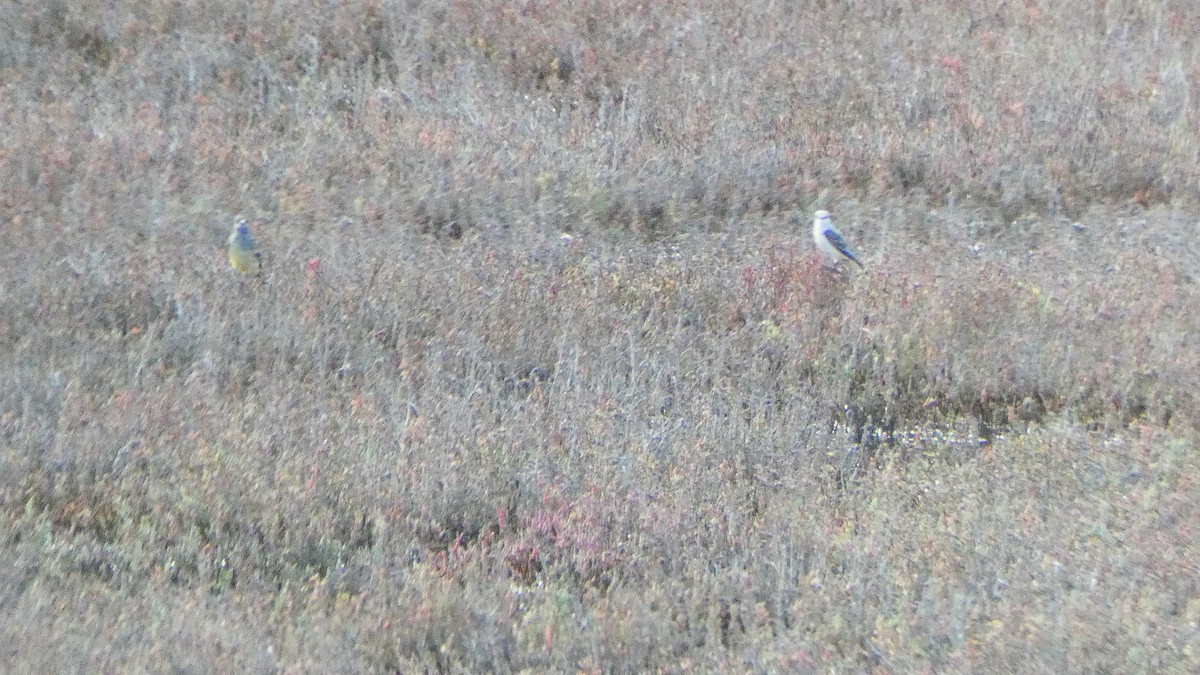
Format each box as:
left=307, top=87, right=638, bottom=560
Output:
left=2, top=0, right=1199, bottom=671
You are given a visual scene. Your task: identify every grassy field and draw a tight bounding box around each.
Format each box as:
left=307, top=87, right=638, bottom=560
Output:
left=2, top=0, right=1199, bottom=671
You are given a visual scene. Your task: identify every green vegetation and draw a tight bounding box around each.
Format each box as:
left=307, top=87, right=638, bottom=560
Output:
left=2, top=1, right=1198, bottom=671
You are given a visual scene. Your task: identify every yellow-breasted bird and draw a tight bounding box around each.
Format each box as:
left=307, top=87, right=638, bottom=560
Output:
left=227, top=217, right=262, bottom=275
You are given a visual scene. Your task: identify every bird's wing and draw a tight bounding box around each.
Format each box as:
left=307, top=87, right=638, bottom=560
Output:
left=822, top=228, right=863, bottom=267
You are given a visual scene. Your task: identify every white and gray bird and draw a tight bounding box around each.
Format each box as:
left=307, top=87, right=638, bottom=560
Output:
left=811, top=210, right=863, bottom=268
